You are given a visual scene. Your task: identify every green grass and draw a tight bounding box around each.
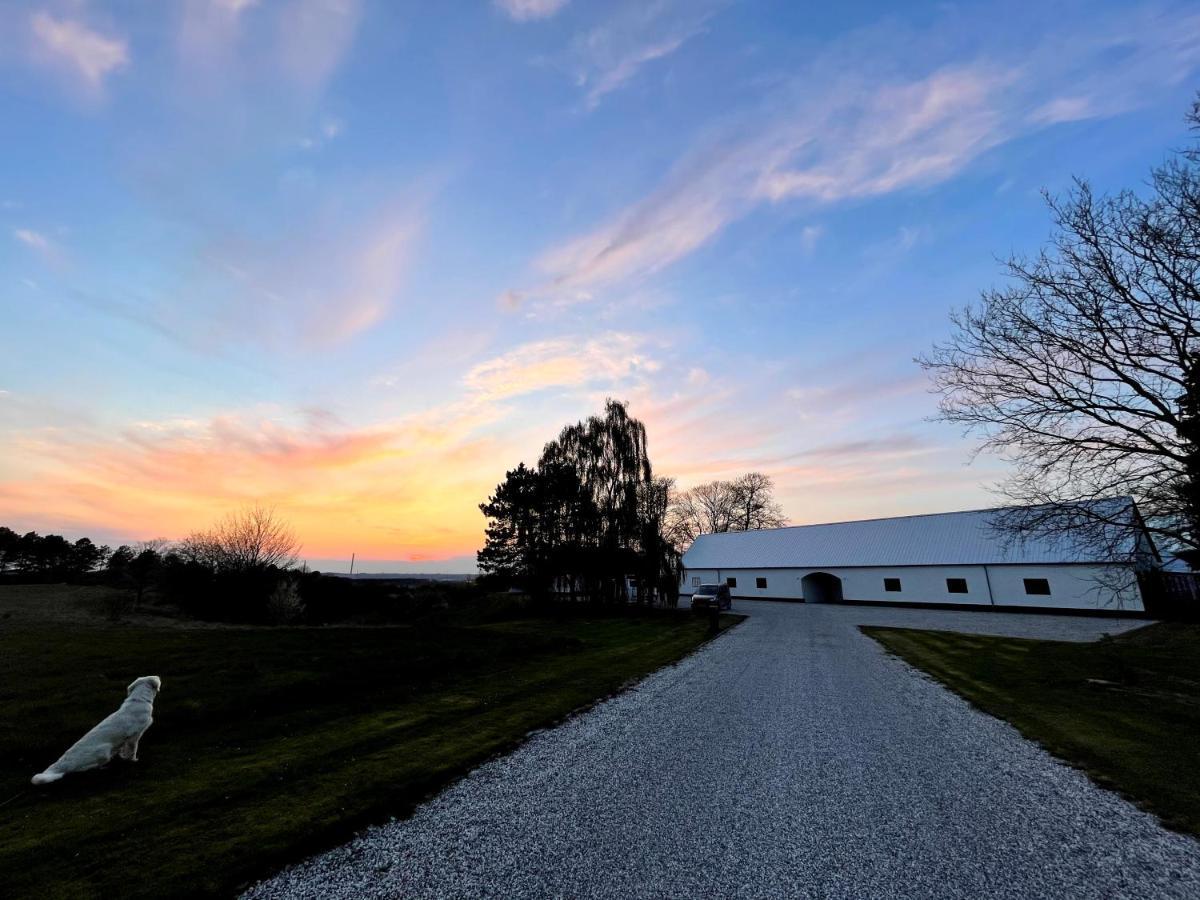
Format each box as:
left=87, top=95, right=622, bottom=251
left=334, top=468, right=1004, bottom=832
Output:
left=863, top=622, right=1200, bottom=836
left=0, top=610, right=740, bottom=898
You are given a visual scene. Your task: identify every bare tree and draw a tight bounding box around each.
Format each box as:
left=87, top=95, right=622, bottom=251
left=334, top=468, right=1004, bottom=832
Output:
left=182, top=505, right=300, bottom=573
left=920, top=99, right=1200, bottom=564
left=729, top=472, right=788, bottom=532
left=665, top=473, right=788, bottom=549
left=664, top=480, right=734, bottom=547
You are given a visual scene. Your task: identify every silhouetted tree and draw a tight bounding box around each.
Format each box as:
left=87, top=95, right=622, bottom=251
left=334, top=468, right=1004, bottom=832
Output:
left=0, top=526, right=18, bottom=574
left=921, top=97, right=1200, bottom=564
left=107, top=545, right=136, bottom=577
left=181, top=506, right=299, bottom=573
left=68, top=537, right=108, bottom=577
left=478, top=400, right=679, bottom=604
left=20, top=533, right=73, bottom=577
left=665, top=472, right=788, bottom=548
left=729, top=473, right=788, bottom=533
left=477, top=463, right=549, bottom=594
left=127, top=548, right=163, bottom=609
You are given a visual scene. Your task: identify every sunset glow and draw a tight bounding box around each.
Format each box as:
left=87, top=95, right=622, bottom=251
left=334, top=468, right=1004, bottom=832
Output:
left=2, top=0, right=1198, bottom=571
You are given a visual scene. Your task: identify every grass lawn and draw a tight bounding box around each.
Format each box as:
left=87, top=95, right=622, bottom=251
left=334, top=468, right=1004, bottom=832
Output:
left=0, top=607, right=739, bottom=898
left=863, top=622, right=1200, bottom=837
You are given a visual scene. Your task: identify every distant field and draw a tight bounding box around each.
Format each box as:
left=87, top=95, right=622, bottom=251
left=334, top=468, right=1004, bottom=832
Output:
left=0, top=583, right=137, bottom=624
left=0, top=588, right=739, bottom=898
left=864, top=622, right=1200, bottom=837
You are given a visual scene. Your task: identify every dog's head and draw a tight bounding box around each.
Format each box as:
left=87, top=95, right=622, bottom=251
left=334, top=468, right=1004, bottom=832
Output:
left=126, top=675, right=162, bottom=699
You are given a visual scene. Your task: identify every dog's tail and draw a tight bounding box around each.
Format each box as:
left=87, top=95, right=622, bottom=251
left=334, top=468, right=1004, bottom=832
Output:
left=31, top=770, right=63, bottom=786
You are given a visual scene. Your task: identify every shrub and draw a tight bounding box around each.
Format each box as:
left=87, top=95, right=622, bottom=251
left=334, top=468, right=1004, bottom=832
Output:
left=266, top=578, right=305, bottom=625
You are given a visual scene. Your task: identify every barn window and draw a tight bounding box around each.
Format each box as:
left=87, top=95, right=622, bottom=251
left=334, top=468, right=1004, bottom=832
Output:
left=946, top=578, right=969, bottom=594
left=756, top=577, right=767, bottom=589
left=1024, top=578, right=1051, bottom=596
left=691, top=576, right=700, bottom=586
left=884, top=578, right=902, bottom=592
left=726, top=577, right=737, bottom=588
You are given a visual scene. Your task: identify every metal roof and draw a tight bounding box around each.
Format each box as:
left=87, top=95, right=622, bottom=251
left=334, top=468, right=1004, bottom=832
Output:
left=681, top=500, right=1140, bottom=570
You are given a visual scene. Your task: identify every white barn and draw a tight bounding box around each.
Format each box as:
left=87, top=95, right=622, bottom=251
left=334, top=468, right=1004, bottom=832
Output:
left=680, top=501, right=1157, bottom=612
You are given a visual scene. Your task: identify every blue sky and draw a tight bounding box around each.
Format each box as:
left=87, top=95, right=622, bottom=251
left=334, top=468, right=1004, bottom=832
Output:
left=1, top=0, right=1198, bottom=572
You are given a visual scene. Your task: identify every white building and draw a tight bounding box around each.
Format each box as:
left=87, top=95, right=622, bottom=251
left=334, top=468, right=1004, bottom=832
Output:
left=680, top=501, right=1157, bottom=612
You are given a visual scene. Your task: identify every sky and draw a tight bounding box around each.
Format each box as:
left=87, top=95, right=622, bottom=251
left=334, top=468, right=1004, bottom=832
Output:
left=1, top=0, right=1199, bottom=573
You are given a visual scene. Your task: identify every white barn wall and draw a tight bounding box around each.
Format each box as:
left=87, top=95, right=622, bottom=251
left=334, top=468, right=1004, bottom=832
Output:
left=682, top=563, right=1144, bottom=612
left=985, top=564, right=1142, bottom=611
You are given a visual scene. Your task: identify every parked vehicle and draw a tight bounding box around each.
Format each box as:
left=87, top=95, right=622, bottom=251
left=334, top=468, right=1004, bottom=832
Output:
left=690, top=583, right=731, bottom=611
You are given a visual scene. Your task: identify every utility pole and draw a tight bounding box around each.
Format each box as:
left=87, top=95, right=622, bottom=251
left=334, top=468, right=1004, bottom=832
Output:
left=350, top=552, right=355, bottom=576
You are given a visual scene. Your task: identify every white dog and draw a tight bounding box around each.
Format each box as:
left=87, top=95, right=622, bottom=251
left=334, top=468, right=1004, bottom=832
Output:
left=31, top=675, right=162, bottom=785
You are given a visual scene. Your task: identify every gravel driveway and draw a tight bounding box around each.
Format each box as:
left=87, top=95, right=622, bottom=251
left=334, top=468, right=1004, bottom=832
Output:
left=245, top=602, right=1200, bottom=899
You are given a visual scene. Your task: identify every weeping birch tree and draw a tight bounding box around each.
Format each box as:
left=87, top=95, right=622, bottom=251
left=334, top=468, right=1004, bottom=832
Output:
left=477, top=400, right=679, bottom=603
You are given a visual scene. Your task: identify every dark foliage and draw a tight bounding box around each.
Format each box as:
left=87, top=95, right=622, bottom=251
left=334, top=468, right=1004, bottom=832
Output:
left=477, top=400, right=680, bottom=605
left=0, top=527, right=110, bottom=581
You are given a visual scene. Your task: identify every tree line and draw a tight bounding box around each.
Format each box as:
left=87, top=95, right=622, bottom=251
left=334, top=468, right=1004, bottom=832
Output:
left=0, top=528, right=112, bottom=580
left=0, top=507, right=304, bottom=621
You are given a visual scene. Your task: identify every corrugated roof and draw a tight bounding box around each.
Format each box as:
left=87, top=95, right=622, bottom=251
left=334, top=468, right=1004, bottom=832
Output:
left=681, top=499, right=1140, bottom=569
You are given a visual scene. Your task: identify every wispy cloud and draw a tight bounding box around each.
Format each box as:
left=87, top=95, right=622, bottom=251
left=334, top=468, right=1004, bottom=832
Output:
left=580, top=32, right=695, bottom=109
left=57, top=190, right=425, bottom=353
left=799, top=225, right=824, bottom=255
left=463, top=332, right=660, bottom=401
left=12, top=227, right=61, bottom=265
left=566, top=1, right=715, bottom=109
left=13, top=228, right=50, bottom=252
left=507, top=8, right=1200, bottom=308
left=299, top=116, right=344, bottom=150
left=494, top=0, right=568, bottom=23
left=199, top=203, right=424, bottom=349
left=178, top=0, right=360, bottom=92
left=178, top=0, right=257, bottom=67
left=755, top=65, right=1013, bottom=203
left=276, top=0, right=362, bottom=88
left=29, top=11, right=128, bottom=93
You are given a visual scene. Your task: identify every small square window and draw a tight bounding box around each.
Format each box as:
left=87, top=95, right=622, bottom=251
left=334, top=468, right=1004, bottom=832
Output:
left=1024, top=578, right=1051, bottom=596
left=884, top=578, right=902, bottom=592
left=691, top=576, right=700, bottom=586
left=755, top=577, right=767, bottom=589
left=946, top=578, right=969, bottom=594
left=726, top=577, right=737, bottom=588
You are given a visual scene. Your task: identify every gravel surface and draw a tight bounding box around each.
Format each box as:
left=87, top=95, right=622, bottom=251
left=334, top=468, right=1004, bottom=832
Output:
left=245, top=602, right=1200, bottom=899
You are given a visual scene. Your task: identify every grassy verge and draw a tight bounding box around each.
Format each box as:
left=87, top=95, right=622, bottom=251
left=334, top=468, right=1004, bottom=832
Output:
left=0, top=610, right=740, bottom=898
left=863, top=622, right=1200, bottom=837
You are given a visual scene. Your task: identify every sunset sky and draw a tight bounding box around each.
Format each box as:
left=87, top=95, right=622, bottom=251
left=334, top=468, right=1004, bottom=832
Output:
left=2, top=0, right=1199, bottom=572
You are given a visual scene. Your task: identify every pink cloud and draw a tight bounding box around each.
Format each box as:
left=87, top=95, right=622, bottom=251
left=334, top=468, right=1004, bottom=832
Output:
left=29, top=11, right=128, bottom=93
left=462, top=333, right=660, bottom=401
left=506, top=9, right=1200, bottom=309
left=494, top=0, right=568, bottom=22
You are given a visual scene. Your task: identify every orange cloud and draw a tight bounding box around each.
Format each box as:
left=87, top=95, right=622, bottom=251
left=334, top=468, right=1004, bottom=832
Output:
left=0, top=337, right=998, bottom=563
left=0, top=408, right=508, bottom=561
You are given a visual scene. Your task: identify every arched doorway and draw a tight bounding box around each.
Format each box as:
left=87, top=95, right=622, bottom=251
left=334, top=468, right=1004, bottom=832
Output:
left=801, top=572, right=843, bottom=604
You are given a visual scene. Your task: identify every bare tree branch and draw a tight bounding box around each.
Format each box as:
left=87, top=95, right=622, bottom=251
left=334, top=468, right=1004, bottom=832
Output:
left=920, top=99, right=1200, bottom=565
